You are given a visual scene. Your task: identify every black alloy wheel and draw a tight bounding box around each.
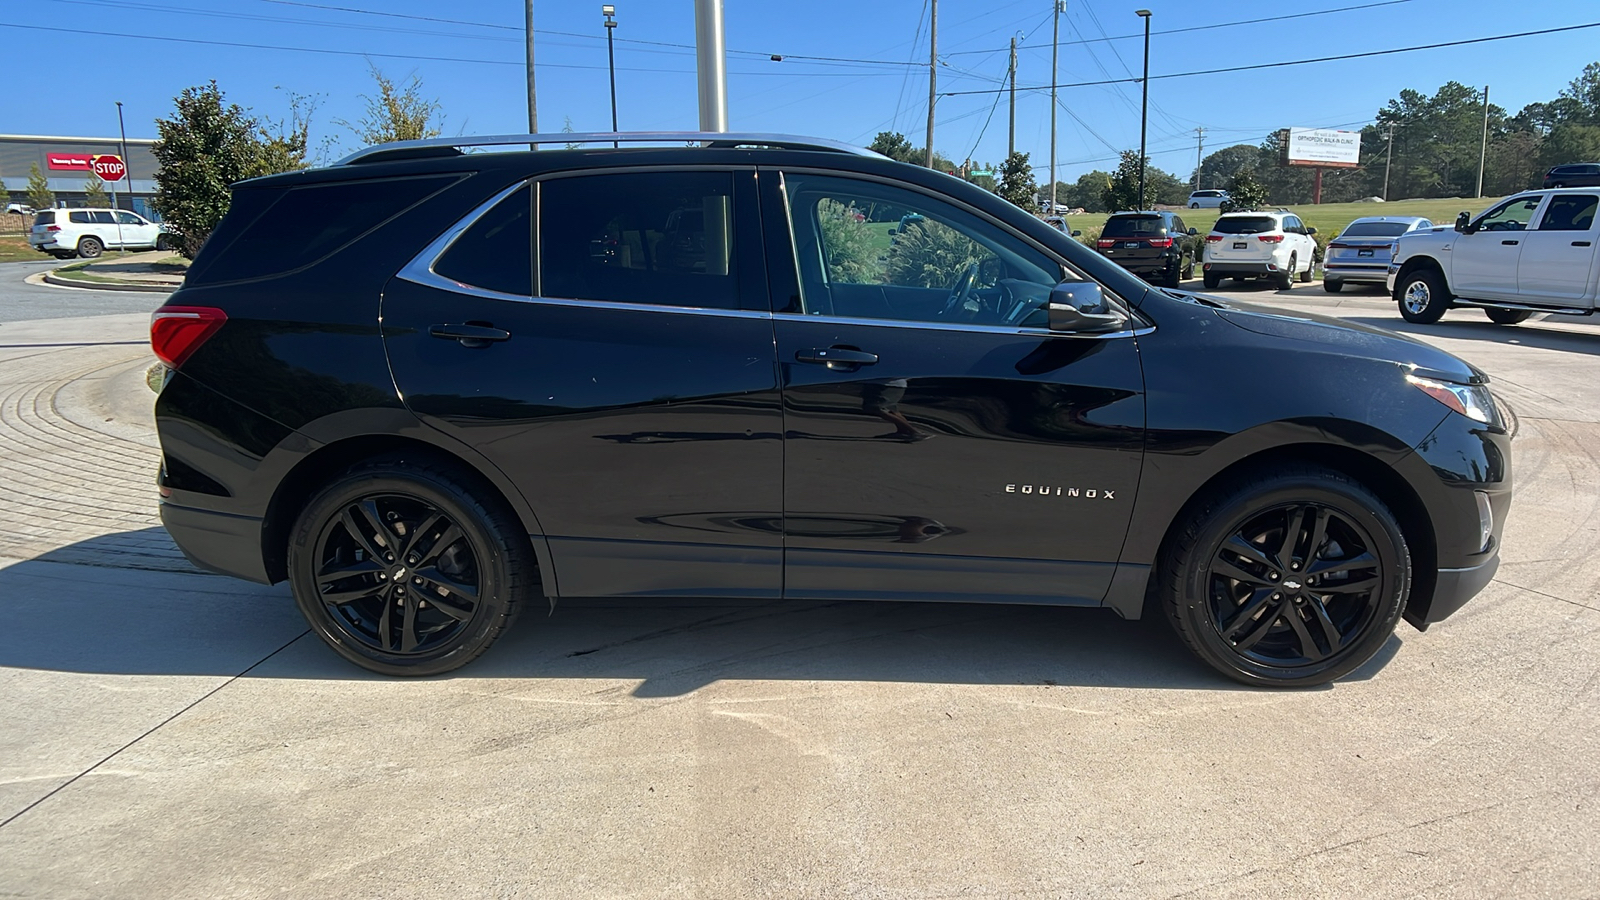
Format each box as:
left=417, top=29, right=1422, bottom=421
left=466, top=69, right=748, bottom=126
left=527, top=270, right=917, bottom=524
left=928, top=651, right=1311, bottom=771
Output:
left=77, top=236, right=103, bottom=259
left=1161, top=466, right=1409, bottom=686
left=287, top=457, right=536, bottom=675
left=1485, top=307, right=1532, bottom=325
left=1398, top=268, right=1452, bottom=324
left=1160, top=260, right=1182, bottom=288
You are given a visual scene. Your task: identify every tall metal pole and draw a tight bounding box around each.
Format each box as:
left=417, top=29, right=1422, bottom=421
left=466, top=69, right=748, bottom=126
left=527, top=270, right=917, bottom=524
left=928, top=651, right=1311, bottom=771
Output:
left=1476, top=84, right=1490, bottom=198
left=695, top=0, right=728, bottom=132
left=1193, top=126, right=1205, bottom=190
left=1007, top=36, right=1016, bottom=158
left=1383, top=123, right=1395, bottom=201
left=1050, top=1, right=1061, bottom=211
left=925, top=0, right=937, bottom=168
left=603, top=5, right=618, bottom=146
left=1136, top=9, right=1151, bottom=211
left=115, top=101, right=132, bottom=213
left=525, top=0, right=538, bottom=134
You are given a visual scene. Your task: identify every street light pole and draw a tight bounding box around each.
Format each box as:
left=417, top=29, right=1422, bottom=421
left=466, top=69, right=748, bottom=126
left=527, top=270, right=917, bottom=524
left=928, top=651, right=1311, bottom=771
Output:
left=525, top=0, right=538, bottom=134
left=1136, top=9, right=1151, bottom=211
left=925, top=0, right=937, bottom=169
left=1049, top=1, right=1062, bottom=212
left=115, top=101, right=131, bottom=213
left=603, top=5, right=618, bottom=147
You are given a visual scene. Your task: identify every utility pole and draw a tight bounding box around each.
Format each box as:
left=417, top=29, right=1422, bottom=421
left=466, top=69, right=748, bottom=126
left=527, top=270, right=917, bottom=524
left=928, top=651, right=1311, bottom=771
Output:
left=525, top=0, right=537, bottom=134
left=603, top=5, right=618, bottom=146
left=1050, top=0, right=1062, bottom=211
left=925, top=0, right=937, bottom=168
left=1476, top=84, right=1490, bottom=198
left=1007, top=36, right=1017, bottom=158
left=1383, top=123, right=1395, bottom=201
left=695, top=0, right=728, bottom=131
left=1193, top=126, right=1205, bottom=191
left=1136, top=9, right=1151, bottom=211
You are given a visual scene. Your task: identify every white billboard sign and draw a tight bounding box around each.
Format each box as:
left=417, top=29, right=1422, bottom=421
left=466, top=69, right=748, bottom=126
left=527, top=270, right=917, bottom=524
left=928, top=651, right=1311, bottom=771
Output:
left=1286, top=128, right=1361, bottom=167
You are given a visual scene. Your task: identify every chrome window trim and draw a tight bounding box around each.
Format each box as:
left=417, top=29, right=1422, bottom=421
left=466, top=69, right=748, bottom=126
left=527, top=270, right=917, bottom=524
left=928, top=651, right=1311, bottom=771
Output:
left=396, top=180, right=531, bottom=299
left=770, top=311, right=1148, bottom=340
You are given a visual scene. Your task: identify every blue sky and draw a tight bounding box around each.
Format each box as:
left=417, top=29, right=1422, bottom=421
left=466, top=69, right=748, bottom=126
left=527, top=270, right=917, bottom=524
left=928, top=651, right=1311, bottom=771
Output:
left=4, top=0, right=1597, bottom=183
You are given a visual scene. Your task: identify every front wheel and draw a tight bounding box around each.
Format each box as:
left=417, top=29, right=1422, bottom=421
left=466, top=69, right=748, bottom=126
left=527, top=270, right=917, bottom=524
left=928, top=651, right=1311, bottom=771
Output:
left=1160, top=465, right=1410, bottom=687
left=1299, top=255, right=1315, bottom=283
left=154, top=234, right=172, bottom=252
left=1485, top=307, right=1532, bottom=325
left=1397, top=268, right=1452, bottom=324
left=287, top=456, right=537, bottom=676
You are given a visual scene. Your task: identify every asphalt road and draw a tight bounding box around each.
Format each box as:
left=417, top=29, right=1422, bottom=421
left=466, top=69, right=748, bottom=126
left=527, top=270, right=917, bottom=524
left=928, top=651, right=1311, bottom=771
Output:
left=0, top=260, right=169, bottom=324
left=1, top=271, right=1598, bottom=898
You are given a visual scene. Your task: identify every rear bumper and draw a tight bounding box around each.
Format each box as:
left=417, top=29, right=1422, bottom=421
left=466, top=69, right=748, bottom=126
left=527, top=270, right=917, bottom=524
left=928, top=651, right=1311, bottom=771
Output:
left=1104, top=255, right=1180, bottom=275
left=1204, top=262, right=1278, bottom=275
left=160, top=501, right=271, bottom=584
left=1324, top=264, right=1390, bottom=283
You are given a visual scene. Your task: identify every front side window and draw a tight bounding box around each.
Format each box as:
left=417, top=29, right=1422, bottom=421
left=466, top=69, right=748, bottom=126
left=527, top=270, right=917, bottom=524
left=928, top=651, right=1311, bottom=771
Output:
left=1476, top=196, right=1542, bottom=232
left=782, top=172, right=1063, bottom=327
left=435, top=185, right=532, bottom=296
left=115, top=211, right=143, bottom=226
left=539, top=171, right=739, bottom=310
left=1537, top=194, right=1598, bottom=232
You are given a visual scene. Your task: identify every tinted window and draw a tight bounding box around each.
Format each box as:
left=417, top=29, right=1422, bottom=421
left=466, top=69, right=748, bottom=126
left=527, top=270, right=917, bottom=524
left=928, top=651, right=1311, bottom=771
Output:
left=92, top=211, right=116, bottom=224
left=1103, top=215, right=1167, bottom=237
left=194, top=175, right=460, bottom=283
left=1283, top=216, right=1304, bottom=232
left=69, top=211, right=92, bottom=224
left=1170, top=215, right=1188, bottom=233
left=1213, top=216, right=1276, bottom=235
left=1538, top=194, right=1598, bottom=231
left=539, top=172, right=739, bottom=309
left=34, top=211, right=55, bottom=226
left=434, top=185, right=532, bottom=295
left=1340, top=221, right=1411, bottom=237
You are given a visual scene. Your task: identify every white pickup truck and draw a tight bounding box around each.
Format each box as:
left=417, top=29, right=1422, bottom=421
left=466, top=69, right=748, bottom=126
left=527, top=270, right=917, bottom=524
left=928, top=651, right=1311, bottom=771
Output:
left=1388, top=188, right=1600, bottom=325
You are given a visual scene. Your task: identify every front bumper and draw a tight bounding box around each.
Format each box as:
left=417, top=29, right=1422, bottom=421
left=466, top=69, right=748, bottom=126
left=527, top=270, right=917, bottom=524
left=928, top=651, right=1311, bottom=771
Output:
left=1406, top=550, right=1499, bottom=630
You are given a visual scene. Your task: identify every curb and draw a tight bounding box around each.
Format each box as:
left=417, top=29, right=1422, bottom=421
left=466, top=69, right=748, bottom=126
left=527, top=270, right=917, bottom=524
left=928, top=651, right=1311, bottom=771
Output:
left=42, top=271, right=177, bottom=293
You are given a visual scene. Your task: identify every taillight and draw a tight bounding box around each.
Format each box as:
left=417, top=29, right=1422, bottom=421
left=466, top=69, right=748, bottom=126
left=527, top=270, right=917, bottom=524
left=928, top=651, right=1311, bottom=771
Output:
left=45, top=225, right=61, bottom=232
left=1096, top=238, right=1116, bottom=249
left=1205, top=235, right=1223, bottom=242
left=151, top=306, right=227, bottom=368
left=1257, top=234, right=1285, bottom=243
left=1146, top=237, right=1174, bottom=248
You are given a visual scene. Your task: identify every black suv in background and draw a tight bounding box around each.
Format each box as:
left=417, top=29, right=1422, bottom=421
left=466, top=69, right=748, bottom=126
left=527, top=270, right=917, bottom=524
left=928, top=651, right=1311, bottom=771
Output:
left=150, top=132, right=1510, bottom=687
left=1094, top=210, right=1197, bottom=287
left=1543, top=163, right=1600, bottom=188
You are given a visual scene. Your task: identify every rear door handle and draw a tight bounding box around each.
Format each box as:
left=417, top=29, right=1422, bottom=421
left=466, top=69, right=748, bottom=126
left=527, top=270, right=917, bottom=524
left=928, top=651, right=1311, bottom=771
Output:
left=1501, top=239, right=1520, bottom=246
left=429, top=323, right=512, bottom=348
left=1574, top=241, right=1593, bottom=247
left=795, top=347, right=878, bottom=368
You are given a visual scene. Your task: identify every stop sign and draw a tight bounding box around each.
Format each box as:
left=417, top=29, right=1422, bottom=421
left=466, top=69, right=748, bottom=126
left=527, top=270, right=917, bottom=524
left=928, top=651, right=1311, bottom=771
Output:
left=92, top=154, right=126, bottom=182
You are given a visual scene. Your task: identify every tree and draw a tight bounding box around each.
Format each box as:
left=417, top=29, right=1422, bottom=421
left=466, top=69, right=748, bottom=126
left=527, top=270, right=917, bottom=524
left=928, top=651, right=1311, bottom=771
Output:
left=152, top=82, right=268, bottom=257
left=1102, top=150, right=1143, bottom=212
left=815, top=199, right=881, bottom=283
left=254, top=90, right=322, bottom=176
left=1193, top=144, right=1260, bottom=191
left=27, top=162, right=54, bottom=211
left=885, top=217, right=984, bottom=289
left=1541, top=124, right=1600, bottom=173
left=868, top=131, right=916, bottom=163
left=1556, top=62, right=1600, bottom=125
left=0, top=175, right=8, bottom=208
left=341, top=64, right=442, bottom=146
left=1220, top=170, right=1269, bottom=212
left=83, top=175, right=110, bottom=208
left=996, top=151, right=1036, bottom=209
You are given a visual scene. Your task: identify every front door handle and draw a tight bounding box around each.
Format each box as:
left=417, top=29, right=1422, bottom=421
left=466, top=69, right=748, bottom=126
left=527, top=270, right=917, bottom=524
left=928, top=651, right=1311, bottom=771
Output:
left=795, top=347, right=879, bottom=369
left=1574, top=240, right=1593, bottom=247
left=429, top=323, right=511, bottom=349
left=1501, top=239, right=1520, bottom=246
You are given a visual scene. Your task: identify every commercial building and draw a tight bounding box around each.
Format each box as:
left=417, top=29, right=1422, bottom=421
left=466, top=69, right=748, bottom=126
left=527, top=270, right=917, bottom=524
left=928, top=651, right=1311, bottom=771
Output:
left=0, top=133, right=159, bottom=219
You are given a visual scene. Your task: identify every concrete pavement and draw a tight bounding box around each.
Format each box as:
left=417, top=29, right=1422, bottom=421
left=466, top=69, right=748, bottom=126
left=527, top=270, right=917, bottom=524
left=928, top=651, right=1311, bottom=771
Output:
left=1, top=287, right=1598, bottom=898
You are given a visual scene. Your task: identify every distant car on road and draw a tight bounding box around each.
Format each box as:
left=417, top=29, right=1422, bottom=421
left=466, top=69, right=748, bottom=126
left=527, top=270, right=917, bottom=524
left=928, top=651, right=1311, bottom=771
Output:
left=1187, top=189, right=1229, bottom=209
left=1322, top=216, right=1432, bottom=293
left=1041, top=215, right=1081, bottom=237
left=1543, top=163, right=1600, bottom=189
left=5, top=202, right=34, bottom=216
left=28, top=208, right=173, bottom=259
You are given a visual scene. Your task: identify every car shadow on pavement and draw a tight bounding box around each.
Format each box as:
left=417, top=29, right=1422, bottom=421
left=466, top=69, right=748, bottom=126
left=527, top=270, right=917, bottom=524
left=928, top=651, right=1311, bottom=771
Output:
left=1, top=529, right=1399, bottom=695
left=1342, top=315, right=1600, bottom=358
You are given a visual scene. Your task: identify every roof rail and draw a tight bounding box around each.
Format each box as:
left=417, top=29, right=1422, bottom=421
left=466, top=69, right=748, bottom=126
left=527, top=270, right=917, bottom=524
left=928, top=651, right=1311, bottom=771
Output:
left=335, top=132, right=882, bottom=166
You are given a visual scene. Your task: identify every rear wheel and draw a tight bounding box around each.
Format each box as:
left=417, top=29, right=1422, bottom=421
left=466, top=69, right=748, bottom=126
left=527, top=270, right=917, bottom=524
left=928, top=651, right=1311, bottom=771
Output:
left=1485, top=307, right=1532, bottom=325
left=1160, top=260, right=1182, bottom=288
left=287, top=456, right=536, bottom=676
left=1274, top=255, right=1296, bottom=290
left=77, top=236, right=103, bottom=259
left=1161, top=465, right=1410, bottom=687
left=1397, top=268, right=1451, bottom=324
left=1323, top=277, right=1344, bottom=293
left=1202, top=271, right=1221, bottom=290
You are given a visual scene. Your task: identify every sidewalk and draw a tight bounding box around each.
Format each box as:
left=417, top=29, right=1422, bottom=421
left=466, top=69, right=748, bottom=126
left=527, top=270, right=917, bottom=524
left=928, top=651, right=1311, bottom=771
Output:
left=43, top=250, right=186, bottom=293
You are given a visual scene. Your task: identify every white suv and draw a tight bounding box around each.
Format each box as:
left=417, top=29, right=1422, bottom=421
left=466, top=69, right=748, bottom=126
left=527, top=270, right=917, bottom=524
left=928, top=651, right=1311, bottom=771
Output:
left=1186, top=189, right=1229, bottom=209
left=28, top=208, right=172, bottom=260
left=1201, top=210, right=1318, bottom=290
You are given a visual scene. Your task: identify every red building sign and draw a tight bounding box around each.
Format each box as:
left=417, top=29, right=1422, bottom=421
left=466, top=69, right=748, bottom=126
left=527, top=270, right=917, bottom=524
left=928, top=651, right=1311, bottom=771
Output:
left=47, top=153, right=96, bottom=172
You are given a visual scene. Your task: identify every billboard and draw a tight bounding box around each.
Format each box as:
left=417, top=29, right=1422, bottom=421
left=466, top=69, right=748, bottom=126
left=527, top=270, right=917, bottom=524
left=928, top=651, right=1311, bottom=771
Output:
left=1285, top=128, right=1361, bottom=168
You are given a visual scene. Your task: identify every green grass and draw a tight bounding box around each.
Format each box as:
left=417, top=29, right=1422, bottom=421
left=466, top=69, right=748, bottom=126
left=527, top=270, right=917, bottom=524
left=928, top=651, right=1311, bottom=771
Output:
left=0, top=235, right=42, bottom=263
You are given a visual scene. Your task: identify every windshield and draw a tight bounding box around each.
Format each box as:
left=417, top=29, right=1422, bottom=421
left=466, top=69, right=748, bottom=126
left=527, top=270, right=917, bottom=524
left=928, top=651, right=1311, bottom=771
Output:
left=1340, top=222, right=1411, bottom=237
left=1102, top=215, right=1166, bottom=237
left=1212, top=216, right=1275, bottom=235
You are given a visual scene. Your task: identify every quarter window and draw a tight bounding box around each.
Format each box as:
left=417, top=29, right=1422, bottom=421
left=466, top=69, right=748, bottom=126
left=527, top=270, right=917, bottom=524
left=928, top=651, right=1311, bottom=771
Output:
left=434, top=185, right=532, bottom=296
left=538, top=172, right=740, bottom=310
left=68, top=211, right=92, bottom=224
left=1537, top=194, right=1598, bottom=232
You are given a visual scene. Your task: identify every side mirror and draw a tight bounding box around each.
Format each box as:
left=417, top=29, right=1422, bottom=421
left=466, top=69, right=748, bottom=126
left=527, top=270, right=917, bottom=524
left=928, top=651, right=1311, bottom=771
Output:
left=1070, top=229, right=1082, bottom=237
left=1305, top=226, right=1317, bottom=235
left=1187, top=227, right=1199, bottom=236
left=1047, top=282, right=1126, bottom=333
left=1454, top=211, right=1474, bottom=234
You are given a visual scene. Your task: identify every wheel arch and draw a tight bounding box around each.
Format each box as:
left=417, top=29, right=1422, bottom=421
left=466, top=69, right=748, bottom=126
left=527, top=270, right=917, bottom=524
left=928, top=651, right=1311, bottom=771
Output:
left=1128, top=441, right=1437, bottom=626
left=1393, top=255, right=1447, bottom=298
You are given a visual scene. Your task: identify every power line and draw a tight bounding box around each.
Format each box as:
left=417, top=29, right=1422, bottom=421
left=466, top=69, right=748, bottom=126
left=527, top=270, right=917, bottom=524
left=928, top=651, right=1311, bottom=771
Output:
left=944, top=21, right=1600, bottom=97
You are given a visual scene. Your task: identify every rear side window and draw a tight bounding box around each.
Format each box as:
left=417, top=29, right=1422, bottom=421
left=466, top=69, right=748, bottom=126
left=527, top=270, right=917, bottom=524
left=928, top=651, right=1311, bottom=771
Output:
left=1538, top=194, right=1598, bottom=231
left=434, top=185, right=532, bottom=296
left=1103, top=215, right=1166, bottom=237
left=191, top=175, right=460, bottom=284
left=34, top=211, right=55, bottom=226
left=539, top=171, right=739, bottom=310
left=1213, top=216, right=1276, bottom=235
left=92, top=211, right=115, bottom=224
left=69, top=211, right=92, bottom=224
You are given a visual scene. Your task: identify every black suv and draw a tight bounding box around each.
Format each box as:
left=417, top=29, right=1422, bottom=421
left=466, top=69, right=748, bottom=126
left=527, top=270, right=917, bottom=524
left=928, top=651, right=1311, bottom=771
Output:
left=1094, top=210, right=1197, bottom=287
left=1543, top=163, right=1600, bottom=188
left=151, top=132, right=1510, bottom=686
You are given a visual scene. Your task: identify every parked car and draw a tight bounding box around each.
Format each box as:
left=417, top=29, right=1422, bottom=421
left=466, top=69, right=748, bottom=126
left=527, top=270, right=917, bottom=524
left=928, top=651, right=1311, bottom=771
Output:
left=5, top=202, right=33, bottom=216
left=1187, top=189, right=1229, bottom=209
left=1543, top=163, right=1600, bottom=189
left=1322, top=216, right=1432, bottom=293
left=1389, top=188, right=1600, bottom=325
left=1201, top=210, right=1318, bottom=290
left=1041, top=215, right=1081, bottom=237
left=150, top=131, right=1508, bottom=687
left=28, top=208, right=172, bottom=259
left=1093, top=210, right=1197, bottom=287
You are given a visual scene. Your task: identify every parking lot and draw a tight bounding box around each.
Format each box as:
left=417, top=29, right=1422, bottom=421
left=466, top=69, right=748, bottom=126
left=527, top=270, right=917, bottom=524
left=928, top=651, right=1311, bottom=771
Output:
left=2, top=270, right=1597, bottom=898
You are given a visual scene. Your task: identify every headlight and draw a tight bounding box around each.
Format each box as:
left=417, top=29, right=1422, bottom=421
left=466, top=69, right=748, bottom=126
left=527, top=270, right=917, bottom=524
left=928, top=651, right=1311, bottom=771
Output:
left=1406, top=372, right=1502, bottom=428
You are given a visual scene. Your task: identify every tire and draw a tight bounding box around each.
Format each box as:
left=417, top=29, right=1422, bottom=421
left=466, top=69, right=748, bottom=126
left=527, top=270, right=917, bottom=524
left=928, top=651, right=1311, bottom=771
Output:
left=1397, top=267, right=1452, bottom=324
left=1182, top=256, right=1195, bottom=280
left=77, top=236, right=103, bottom=259
left=1160, top=465, right=1410, bottom=687
left=155, top=234, right=172, bottom=252
left=1274, top=255, right=1295, bottom=291
left=1160, top=260, right=1182, bottom=288
left=287, top=455, right=537, bottom=676
left=1485, top=307, right=1532, bottom=325
left=1202, top=271, right=1221, bottom=290
left=52, top=252, right=76, bottom=260
left=1190, top=203, right=1200, bottom=209
left=1323, top=278, right=1344, bottom=293
left=1299, top=254, right=1314, bottom=283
